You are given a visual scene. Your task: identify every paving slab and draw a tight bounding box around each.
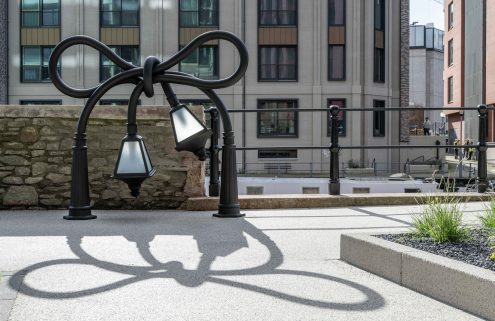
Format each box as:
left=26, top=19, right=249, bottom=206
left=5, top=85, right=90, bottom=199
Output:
left=0, top=203, right=489, bottom=321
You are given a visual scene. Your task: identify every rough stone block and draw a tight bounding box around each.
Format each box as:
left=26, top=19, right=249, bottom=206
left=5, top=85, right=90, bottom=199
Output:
left=14, top=167, right=30, bottom=176
left=25, top=177, right=43, bottom=185
left=0, top=156, right=29, bottom=166
left=2, top=176, right=23, bottom=185
left=46, top=142, right=60, bottom=151
left=3, top=142, right=24, bottom=150
left=3, top=186, right=38, bottom=206
left=40, top=198, right=63, bottom=206
left=19, top=126, right=38, bottom=143
left=46, top=173, right=71, bottom=184
left=27, top=141, right=46, bottom=150
left=31, top=150, right=45, bottom=157
left=32, top=162, right=48, bottom=176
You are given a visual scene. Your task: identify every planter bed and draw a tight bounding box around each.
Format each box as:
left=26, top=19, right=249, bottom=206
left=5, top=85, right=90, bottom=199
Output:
left=340, top=233, right=495, bottom=320
left=377, top=229, right=495, bottom=272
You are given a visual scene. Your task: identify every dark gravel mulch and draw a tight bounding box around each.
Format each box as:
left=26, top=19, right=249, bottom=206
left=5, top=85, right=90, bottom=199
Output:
left=377, top=229, right=495, bottom=272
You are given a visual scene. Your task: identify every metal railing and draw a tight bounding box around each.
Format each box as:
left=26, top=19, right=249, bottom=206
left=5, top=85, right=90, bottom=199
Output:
left=206, top=105, right=494, bottom=196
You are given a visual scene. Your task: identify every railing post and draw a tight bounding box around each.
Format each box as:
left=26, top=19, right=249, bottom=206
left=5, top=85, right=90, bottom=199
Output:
left=329, top=105, right=340, bottom=195
left=207, top=107, right=220, bottom=197
left=478, top=104, right=488, bottom=193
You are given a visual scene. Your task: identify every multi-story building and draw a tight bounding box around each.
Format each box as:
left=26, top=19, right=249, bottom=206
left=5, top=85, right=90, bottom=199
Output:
left=409, top=23, right=444, bottom=133
left=443, top=0, right=495, bottom=144
left=2, top=0, right=409, bottom=174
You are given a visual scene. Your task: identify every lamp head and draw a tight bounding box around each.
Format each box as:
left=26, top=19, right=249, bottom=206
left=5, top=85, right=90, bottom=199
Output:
left=113, top=134, right=155, bottom=197
left=170, top=104, right=211, bottom=161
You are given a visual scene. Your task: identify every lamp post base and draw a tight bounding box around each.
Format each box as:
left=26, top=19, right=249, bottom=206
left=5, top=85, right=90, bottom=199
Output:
left=213, top=212, right=246, bottom=218
left=64, top=214, right=97, bottom=220
left=64, top=206, right=97, bottom=220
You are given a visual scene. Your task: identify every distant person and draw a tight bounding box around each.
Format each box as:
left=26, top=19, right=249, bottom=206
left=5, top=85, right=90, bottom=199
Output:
left=454, top=138, right=461, bottom=159
left=423, top=117, right=432, bottom=136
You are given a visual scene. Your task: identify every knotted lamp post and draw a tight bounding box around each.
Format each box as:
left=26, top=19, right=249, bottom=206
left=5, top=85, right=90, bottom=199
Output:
left=48, top=31, right=248, bottom=220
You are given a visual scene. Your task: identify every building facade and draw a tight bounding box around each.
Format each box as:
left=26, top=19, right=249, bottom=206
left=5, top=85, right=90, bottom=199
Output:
left=443, top=0, right=494, bottom=144
left=409, top=23, right=444, bottom=133
left=4, top=0, right=408, bottom=174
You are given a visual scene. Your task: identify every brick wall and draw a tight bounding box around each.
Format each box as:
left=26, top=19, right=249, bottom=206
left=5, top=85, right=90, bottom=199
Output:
left=0, top=105, right=205, bottom=210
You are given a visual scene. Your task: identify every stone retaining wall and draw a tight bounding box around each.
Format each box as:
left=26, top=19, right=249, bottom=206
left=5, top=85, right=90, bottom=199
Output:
left=0, top=105, right=205, bottom=210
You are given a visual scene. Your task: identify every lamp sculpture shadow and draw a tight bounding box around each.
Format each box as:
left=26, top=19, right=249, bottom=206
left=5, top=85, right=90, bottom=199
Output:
left=48, top=31, right=248, bottom=220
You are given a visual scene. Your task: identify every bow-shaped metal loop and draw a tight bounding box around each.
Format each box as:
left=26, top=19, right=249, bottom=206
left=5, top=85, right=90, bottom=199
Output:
left=48, top=30, right=249, bottom=100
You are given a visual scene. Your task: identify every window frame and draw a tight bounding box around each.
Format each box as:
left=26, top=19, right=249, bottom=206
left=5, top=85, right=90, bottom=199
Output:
left=20, top=0, right=61, bottom=27
left=257, top=99, right=299, bottom=138
left=258, top=149, right=298, bottom=159
left=258, top=0, right=298, bottom=27
left=373, top=100, right=386, bottom=137
left=328, top=45, right=346, bottom=81
left=100, top=0, right=140, bottom=27
left=448, top=2, right=454, bottom=30
left=258, top=45, right=298, bottom=82
left=20, top=45, right=59, bottom=83
left=374, top=48, right=385, bottom=83
left=448, top=77, right=454, bottom=104
left=178, top=45, right=220, bottom=80
left=328, top=0, right=346, bottom=27
left=326, top=99, right=346, bottom=137
left=99, top=45, right=140, bottom=81
left=179, top=0, right=219, bottom=27
left=373, top=0, right=386, bottom=83
left=448, top=39, right=454, bottom=66
left=20, top=99, right=62, bottom=105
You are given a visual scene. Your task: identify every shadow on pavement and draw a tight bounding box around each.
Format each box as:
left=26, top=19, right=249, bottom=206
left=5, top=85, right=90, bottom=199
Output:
left=3, top=212, right=385, bottom=311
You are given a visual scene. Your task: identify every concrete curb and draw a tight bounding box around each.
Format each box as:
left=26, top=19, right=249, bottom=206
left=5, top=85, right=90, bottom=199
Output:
left=340, top=233, right=495, bottom=321
left=183, top=193, right=491, bottom=211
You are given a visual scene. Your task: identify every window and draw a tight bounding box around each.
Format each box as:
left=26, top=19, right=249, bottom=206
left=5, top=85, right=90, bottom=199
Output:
left=100, top=46, right=139, bottom=81
left=259, top=0, right=297, bottom=26
left=21, top=0, right=60, bottom=27
left=448, top=77, right=454, bottom=103
left=373, top=100, right=386, bottom=137
left=101, top=0, right=139, bottom=27
left=374, top=48, right=385, bottom=83
left=100, top=99, right=141, bottom=105
left=327, top=99, right=346, bottom=137
left=20, top=100, right=62, bottom=105
left=179, top=0, right=218, bottom=27
left=448, top=39, right=454, bottom=66
left=328, top=0, right=346, bottom=81
left=448, top=2, right=454, bottom=30
left=374, top=0, right=385, bottom=83
left=374, top=0, right=385, bottom=31
left=259, top=46, right=297, bottom=81
left=258, top=100, right=298, bottom=137
left=328, top=0, right=345, bottom=26
left=179, top=46, right=218, bottom=80
left=258, top=149, right=297, bottom=158
left=328, top=45, right=345, bottom=80
left=21, top=46, right=59, bottom=82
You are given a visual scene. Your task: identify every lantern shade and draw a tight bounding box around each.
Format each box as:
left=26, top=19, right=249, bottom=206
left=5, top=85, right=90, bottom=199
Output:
left=170, top=104, right=212, bottom=160
left=113, top=134, right=155, bottom=197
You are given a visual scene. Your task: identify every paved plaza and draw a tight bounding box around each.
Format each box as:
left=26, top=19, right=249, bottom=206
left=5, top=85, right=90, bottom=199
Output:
left=0, top=203, right=489, bottom=321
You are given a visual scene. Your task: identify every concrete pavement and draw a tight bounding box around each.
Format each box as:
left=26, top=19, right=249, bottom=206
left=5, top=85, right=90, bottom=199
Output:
left=0, top=203, right=490, bottom=320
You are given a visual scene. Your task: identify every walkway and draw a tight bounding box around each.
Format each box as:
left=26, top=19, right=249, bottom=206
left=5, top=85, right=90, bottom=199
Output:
left=0, top=204, right=489, bottom=321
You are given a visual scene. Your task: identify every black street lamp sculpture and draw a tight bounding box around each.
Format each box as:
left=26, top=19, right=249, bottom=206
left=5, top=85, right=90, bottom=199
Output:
left=49, top=31, right=248, bottom=220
